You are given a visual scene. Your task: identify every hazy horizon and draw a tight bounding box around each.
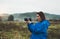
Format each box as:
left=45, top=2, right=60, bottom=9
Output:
left=0, top=11, right=60, bottom=15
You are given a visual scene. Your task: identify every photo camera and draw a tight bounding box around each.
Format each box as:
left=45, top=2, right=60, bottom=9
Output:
left=24, top=18, right=32, bottom=21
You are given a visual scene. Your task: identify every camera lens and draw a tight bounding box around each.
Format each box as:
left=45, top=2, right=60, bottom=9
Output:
left=24, top=18, right=28, bottom=21
left=29, top=18, right=32, bottom=21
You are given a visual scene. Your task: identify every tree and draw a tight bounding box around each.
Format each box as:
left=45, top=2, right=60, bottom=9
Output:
left=8, top=15, right=14, bottom=21
left=0, top=16, right=2, bottom=21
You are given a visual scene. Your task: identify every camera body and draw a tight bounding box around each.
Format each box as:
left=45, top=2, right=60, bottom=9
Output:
left=24, top=18, right=32, bottom=21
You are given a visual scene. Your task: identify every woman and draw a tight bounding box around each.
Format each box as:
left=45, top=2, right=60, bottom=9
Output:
left=26, top=11, right=50, bottom=39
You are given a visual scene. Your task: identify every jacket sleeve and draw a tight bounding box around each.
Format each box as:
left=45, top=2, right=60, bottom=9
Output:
left=27, top=22, right=44, bottom=33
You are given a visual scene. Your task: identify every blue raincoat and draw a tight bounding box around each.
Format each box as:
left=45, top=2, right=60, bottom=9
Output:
left=28, top=20, right=50, bottom=39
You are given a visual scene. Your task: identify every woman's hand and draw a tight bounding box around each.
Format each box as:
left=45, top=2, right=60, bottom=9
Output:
left=25, top=20, right=32, bottom=24
left=25, top=21, right=29, bottom=24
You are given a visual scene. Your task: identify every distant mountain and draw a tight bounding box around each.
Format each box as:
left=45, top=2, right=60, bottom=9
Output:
left=12, top=12, right=60, bottom=21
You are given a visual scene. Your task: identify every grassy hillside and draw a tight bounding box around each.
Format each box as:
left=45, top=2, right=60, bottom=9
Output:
left=0, top=22, right=60, bottom=39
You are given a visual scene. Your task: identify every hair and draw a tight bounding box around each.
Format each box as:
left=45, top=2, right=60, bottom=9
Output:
left=37, top=11, right=46, bottom=21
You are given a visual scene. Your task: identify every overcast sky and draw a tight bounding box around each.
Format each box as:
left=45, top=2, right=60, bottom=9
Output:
left=0, top=0, right=60, bottom=15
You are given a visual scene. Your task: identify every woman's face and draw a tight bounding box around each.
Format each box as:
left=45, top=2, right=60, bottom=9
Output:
left=36, top=14, right=41, bottom=22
